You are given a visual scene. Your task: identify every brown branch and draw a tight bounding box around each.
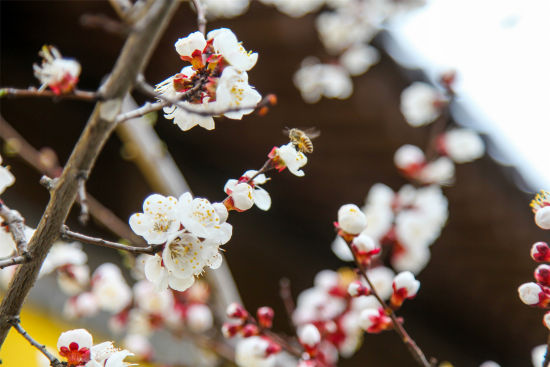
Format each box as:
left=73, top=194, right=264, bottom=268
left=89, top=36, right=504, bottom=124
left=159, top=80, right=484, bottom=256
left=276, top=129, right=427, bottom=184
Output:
left=0, top=255, right=28, bottom=269
left=278, top=277, right=296, bottom=333
left=343, top=237, right=432, bottom=367
left=0, top=0, right=180, bottom=347
left=136, top=77, right=272, bottom=118
left=0, top=202, right=29, bottom=257
left=115, top=100, right=165, bottom=123
left=0, top=87, right=98, bottom=101
left=61, top=226, right=162, bottom=255
left=0, top=115, right=145, bottom=246
left=9, top=317, right=63, bottom=367
left=80, top=13, right=130, bottom=36
left=191, top=0, right=207, bottom=34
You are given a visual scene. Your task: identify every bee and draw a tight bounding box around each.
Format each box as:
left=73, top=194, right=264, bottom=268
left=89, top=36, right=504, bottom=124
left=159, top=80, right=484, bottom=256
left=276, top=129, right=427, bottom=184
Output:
left=284, top=127, right=320, bottom=154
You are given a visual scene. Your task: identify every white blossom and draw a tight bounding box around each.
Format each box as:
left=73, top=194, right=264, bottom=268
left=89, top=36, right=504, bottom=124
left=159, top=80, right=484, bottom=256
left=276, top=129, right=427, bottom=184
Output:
left=298, top=324, right=321, bottom=346
left=216, top=67, right=262, bottom=119
left=394, top=144, right=425, bottom=171
left=91, top=264, right=132, bottom=313
left=203, top=0, right=250, bottom=18
left=87, top=341, right=133, bottom=367
left=33, top=46, right=81, bottom=94
left=366, top=266, right=395, bottom=300
left=175, top=31, right=207, bottom=58
left=225, top=170, right=271, bottom=211
left=419, top=157, right=455, bottom=185
left=259, top=0, right=324, bottom=17
left=339, top=44, right=380, bottom=76
left=442, top=129, right=484, bottom=163
left=518, top=282, right=544, bottom=305
left=400, top=82, right=442, bottom=127
left=40, top=240, right=87, bottom=276
left=63, top=292, right=99, bottom=319
left=338, top=204, right=367, bottom=235
left=0, top=154, right=15, bottom=194
left=294, top=59, right=353, bottom=103
left=208, top=28, right=258, bottom=71
left=58, top=329, right=93, bottom=366
left=57, top=264, right=90, bottom=295
left=535, top=207, right=550, bottom=230
left=177, top=192, right=232, bottom=243
left=186, top=304, right=214, bottom=332
left=393, top=271, right=420, bottom=297
left=235, top=336, right=276, bottom=367
left=532, top=344, right=546, bottom=367
left=133, top=280, right=174, bottom=314
left=129, top=193, right=180, bottom=244
left=273, top=143, right=308, bottom=177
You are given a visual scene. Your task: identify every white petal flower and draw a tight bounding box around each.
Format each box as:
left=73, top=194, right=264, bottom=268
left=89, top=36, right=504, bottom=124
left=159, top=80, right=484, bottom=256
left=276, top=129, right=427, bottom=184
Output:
left=418, top=157, right=455, bottom=185
left=275, top=143, right=308, bottom=177
left=518, top=282, right=543, bottom=305
left=391, top=243, right=431, bottom=275
left=298, top=324, right=321, bottom=346
left=208, top=28, right=258, bottom=71
left=339, top=44, right=380, bottom=76
left=442, top=129, right=484, bottom=163
left=400, top=82, right=442, bottom=127
left=225, top=170, right=271, bottom=211
left=203, top=0, right=250, bottom=18
left=480, top=361, right=501, bottom=367
left=235, top=336, right=275, bottom=367
left=134, top=280, right=174, bottom=314
left=58, top=329, right=93, bottom=366
left=393, top=271, right=420, bottom=297
left=394, top=144, right=425, bottom=171
left=63, top=292, right=99, bottom=319
left=535, top=206, right=550, bottom=230
left=216, top=67, right=262, bottom=119
left=33, top=46, right=81, bottom=94
left=92, top=271, right=132, bottom=314
left=186, top=304, right=214, bottom=332
left=331, top=236, right=354, bottom=261
left=175, top=31, right=207, bottom=58
left=316, top=9, right=377, bottom=54
left=260, top=0, right=324, bottom=17
left=129, top=194, right=180, bottom=245
left=177, top=192, right=232, bottom=243
left=293, top=59, right=353, bottom=103
left=225, top=181, right=255, bottom=211
left=366, top=266, right=395, bottom=300
left=338, top=204, right=367, bottom=235
left=40, top=240, right=87, bottom=276
left=532, top=344, right=546, bottom=367
left=155, top=71, right=216, bottom=132
left=57, top=264, right=90, bottom=296
left=0, top=155, right=15, bottom=194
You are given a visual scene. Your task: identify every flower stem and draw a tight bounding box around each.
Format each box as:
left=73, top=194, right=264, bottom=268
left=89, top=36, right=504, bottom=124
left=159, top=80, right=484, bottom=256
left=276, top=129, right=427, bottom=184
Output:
left=8, top=317, right=63, bottom=367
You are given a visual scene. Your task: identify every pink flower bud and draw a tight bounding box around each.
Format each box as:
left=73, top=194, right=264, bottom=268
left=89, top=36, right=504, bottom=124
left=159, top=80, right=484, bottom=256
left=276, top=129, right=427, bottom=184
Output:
left=535, top=265, right=550, bottom=287
left=298, top=324, right=321, bottom=347
left=226, top=302, right=248, bottom=320
left=222, top=322, right=242, bottom=338
left=241, top=323, right=260, bottom=337
left=265, top=340, right=282, bottom=356
left=348, top=281, right=369, bottom=297
left=359, top=308, right=393, bottom=334
left=518, top=282, right=550, bottom=307
left=257, top=307, right=274, bottom=329
left=391, top=271, right=421, bottom=308
left=531, top=242, right=550, bottom=262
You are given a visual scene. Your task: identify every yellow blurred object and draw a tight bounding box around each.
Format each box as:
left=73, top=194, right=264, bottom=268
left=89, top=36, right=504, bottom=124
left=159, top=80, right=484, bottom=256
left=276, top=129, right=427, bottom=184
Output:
left=0, top=305, right=72, bottom=366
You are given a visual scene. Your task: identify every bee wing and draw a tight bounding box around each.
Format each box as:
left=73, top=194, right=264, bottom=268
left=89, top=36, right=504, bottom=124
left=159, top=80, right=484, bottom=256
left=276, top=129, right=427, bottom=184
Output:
left=282, top=127, right=291, bottom=136
left=303, top=127, right=321, bottom=139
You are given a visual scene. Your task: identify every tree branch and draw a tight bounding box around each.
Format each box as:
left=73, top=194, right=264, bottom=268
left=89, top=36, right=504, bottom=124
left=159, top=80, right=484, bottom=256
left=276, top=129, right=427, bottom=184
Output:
left=0, top=202, right=29, bottom=257
left=8, top=317, right=63, bottom=367
left=0, top=0, right=180, bottom=347
left=61, top=226, right=162, bottom=255
left=191, top=0, right=207, bottom=34
left=0, top=87, right=98, bottom=101
left=343, top=237, right=432, bottom=367
left=0, top=114, right=145, bottom=246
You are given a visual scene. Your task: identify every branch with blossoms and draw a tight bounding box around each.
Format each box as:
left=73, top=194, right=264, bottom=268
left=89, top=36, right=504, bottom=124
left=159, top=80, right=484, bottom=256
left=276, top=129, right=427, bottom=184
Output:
left=518, top=191, right=550, bottom=367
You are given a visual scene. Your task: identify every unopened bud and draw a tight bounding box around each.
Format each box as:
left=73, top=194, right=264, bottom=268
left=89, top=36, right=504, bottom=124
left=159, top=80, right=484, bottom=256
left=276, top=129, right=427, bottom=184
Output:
left=257, top=307, right=274, bottom=329
left=531, top=242, right=550, bottom=262
left=226, top=302, right=248, bottom=320
left=241, top=323, right=260, bottom=337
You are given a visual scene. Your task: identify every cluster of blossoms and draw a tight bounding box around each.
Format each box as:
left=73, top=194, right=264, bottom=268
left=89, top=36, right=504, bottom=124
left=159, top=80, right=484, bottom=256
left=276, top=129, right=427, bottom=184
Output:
left=222, top=303, right=282, bottom=367
left=155, top=28, right=261, bottom=131
left=290, top=267, right=419, bottom=366
left=33, top=45, right=81, bottom=95
left=54, top=328, right=133, bottom=367
left=397, top=78, right=485, bottom=185
left=518, top=193, right=550, bottom=334
left=289, top=0, right=424, bottom=103
left=332, top=184, right=448, bottom=274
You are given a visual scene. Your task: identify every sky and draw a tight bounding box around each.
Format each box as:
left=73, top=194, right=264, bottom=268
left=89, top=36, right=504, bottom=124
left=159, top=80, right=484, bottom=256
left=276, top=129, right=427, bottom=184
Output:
left=387, top=0, right=550, bottom=189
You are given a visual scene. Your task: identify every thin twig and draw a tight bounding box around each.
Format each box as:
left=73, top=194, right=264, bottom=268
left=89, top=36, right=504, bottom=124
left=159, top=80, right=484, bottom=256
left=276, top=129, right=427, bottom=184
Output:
left=115, top=101, right=165, bottom=123
left=246, top=315, right=302, bottom=358
left=278, top=277, right=297, bottom=333
left=9, top=317, right=63, bottom=367
left=342, top=237, right=432, bottom=367
left=0, top=255, right=28, bottom=269
left=61, top=226, right=163, bottom=255
left=191, top=0, right=207, bottom=34
left=0, top=202, right=29, bottom=257
left=136, top=77, right=272, bottom=118
left=0, top=87, right=98, bottom=101
left=80, top=13, right=130, bottom=36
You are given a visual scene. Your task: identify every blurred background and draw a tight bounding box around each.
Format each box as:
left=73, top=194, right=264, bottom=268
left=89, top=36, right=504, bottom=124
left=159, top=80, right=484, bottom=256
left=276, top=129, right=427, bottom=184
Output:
left=1, top=0, right=549, bottom=366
